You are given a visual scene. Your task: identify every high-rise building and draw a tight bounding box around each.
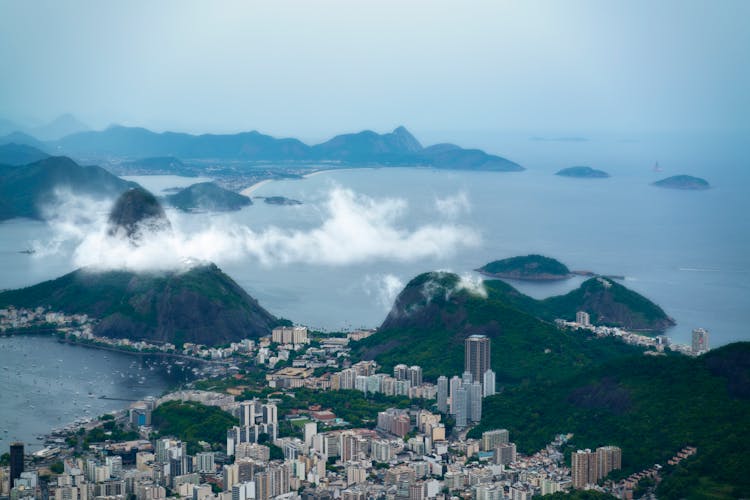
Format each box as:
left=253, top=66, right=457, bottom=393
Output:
left=571, top=449, right=598, bottom=488
left=454, top=386, right=468, bottom=428
left=436, top=376, right=449, bottom=413
left=483, top=369, right=496, bottom=397
left=393, top=364, right=409, bottom=381
left=448, top=376, right=462, bottom=415
left=408, top=366, right=423, bottom=387
left=468, top=382, right=482, bottom=422
left=481, top=429, right=509, bottom=451
left=596, top=446, right=622, bottom=479
left=10, top=442, right=24, bottom=487
left=465, top=335, right=490, bottom=387
left=576, top=311, right=590, bottom=326
left=692, top=328, right=709, bottom=354
left=493, top=443, right=516, bottom=465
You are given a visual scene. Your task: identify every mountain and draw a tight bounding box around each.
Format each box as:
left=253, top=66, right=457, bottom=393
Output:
left=54, top=126, right=311, bottom=160
left=653, top=175, right=710, bottom=190
left=107, top=187, right=172, bottom=240
left=354, top=272, right=643, bottom=383
left=0, top=263, right=278, bottom=346
left=0, top=131, right=47, bottom=149
left=556, top=166, right=610, bottom=178
left=311, top=126, right=423, bottom=161
left=166, top=182, right=252, bottom=212
left=477, top=255, right=571, bottom=281
left=0, top=143, right=50, bottom=166
left=420, top=143, right=523, bottom=171
left=0, top=118, right=23, bottom=137
left=28, top=114, right=89, bottom=141
left=469, top=343, right=750, bottom=499
left=486, top=276, right=675, bottom=332
left=46, top=125, right=524, bottom=171
left=0, top=156, right=137, bottom=221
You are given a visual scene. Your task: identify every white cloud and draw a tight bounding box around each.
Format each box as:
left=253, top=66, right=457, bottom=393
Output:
left=363, top=274, right=405, bottom=312
left=434, top=191, right=470, bottom=219
left=39, top=186, right=481, bottom=272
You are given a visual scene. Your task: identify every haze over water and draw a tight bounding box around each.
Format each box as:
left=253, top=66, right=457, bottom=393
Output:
left=1, top=132, right=747, bottom=348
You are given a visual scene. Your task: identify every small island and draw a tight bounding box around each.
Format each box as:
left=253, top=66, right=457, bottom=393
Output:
left=477, top=254, right=571, bottom=281
left=556, top=166, right=610, bottom=178
left=256, top=196, right=303, bottom=206
left=166, top=182, right=252, bottom=212
left=652, top=175, right=710, bottom=190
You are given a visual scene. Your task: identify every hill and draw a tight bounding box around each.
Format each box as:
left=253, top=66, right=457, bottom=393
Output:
left=107, top=187, right=172, bottom=240
left=166, top=182, right=252, bottom=212
left=556, top=166, right=610, bottom=178
left=652, top=175, right=710, bottom=190
left=0, top=156, right=137, bottom=220
left=469, top=343, right=750, bottom=499
left=354, top=272, right=644, bottom=383
left=47, top=125, right=523, bottom=171
left=477, top=255, right=571, bottom=280
left=0, top=143, right=49, bottom=165
left=0, top=263, right=278, bottom=346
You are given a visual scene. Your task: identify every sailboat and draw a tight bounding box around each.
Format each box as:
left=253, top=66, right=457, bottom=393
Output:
left=652, top=161, right=663, bottom=173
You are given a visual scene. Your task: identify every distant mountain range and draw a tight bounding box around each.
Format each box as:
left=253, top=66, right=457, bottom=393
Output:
left=0, top=124, right=524, bottom=171
left=0, top=152, right=137, bottom=220
left=0, top=114, right=89, bottom=141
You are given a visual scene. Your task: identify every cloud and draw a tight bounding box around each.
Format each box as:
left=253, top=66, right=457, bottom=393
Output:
left=363, top=274, right=405, bottom=312
left=38, top=186, right=481, bottom=272
left=434, top=191, right=470, bottom=219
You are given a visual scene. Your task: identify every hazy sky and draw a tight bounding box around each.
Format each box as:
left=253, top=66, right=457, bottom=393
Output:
left=1, top=0, right=748, bottom=140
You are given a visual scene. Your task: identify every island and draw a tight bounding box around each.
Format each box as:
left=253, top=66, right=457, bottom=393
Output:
left=555, top=166, right=610, bottom=178
left=652, top=174, right=710, bottom=190
left=165, top=182, right=252, bottom=212
left=477, top=254, right=571, bottom=281
left=255, top=196, right=302, bottom=206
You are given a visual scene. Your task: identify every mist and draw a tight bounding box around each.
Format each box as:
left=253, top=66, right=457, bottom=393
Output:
left=1, top=1, right=748, bottom=140
left=34, top=187, right=481, bottom=272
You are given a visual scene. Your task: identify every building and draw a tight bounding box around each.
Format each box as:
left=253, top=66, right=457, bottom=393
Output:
left=596, top=446, right=622, bottom=479
left=493, top=443, right=517, bottom=465
left=482, top=369, right=496, bottom=397
left=692, top=328, right=709, bottom=354
left=408, top=366, right=423, bottom=387
left=571, top=449, right=598, bottom=488
left=481, top=429, right=509, bottom=451
left=10, top=442, right=24, bottom=487
left=465, top=335, right=490, bottom=387
left=468, top=381, right=483, bottom=422
left=437, top=376, right=448, bottom=413
left=454, top=386, right=468, bottom=428
left=576, top=311, right=590, bottom=327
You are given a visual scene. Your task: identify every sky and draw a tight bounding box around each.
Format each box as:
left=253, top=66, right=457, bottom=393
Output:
left=0, top=0, right=748, bottom=141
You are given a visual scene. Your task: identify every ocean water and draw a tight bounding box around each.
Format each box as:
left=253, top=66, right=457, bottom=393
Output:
left=0, top=335, right=173, bottom=451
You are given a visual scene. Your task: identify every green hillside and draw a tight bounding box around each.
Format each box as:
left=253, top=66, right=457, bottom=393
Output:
left=478, top=254, right=571, bottom=280
left=354, top=272, right=643, bottom=383
left=0, top=264, right=278, bottom=346
left=469, top=343, right=750, bottom=499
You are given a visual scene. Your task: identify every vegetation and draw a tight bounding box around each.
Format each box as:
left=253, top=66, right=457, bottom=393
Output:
left=166, top=182, right=252, bottom=212
left=0, top=156, right=136, bottom=221
left=469, top=343, right=750, bottom=499
left=84, top=419, right=139, bottom=445
left=355, top=272, right=644, bottom=382
left=555, top=166, right=610, bottom=178
left=0, top=263, right=278, bottom=346
left=652, top=175, right=710, bottom=190
left=277, top=388, right=429, bottom=428
left=151, top=401, right=237, bottom=453
left=478, top=255, right=571, bottom=280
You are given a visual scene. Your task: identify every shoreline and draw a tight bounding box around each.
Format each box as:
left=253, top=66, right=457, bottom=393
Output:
left=239, top=166, right=381, bottom=197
